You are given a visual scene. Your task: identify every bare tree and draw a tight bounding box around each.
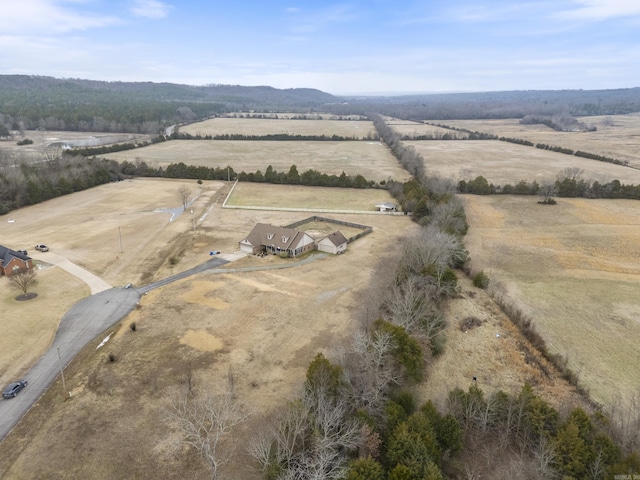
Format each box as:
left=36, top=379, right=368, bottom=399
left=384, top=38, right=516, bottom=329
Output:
left=539, top=183, right=558, bottom=204
left=177, top=185, right=192, bottom=210
left=9, top=269, right=37, bottom=295
left=167, top=387, right=247, bottom=479
left=557, top=167, right=583, bottom=182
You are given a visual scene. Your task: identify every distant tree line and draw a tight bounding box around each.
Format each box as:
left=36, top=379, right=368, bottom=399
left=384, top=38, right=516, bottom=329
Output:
left=458, top=175, right=640, bottom=199
left=0, top=155, right=118, bottom=214
left=521, top=113, right=597, bottom=132
left=434, top=122, right=630, bottom=166
left=0, top=154, right=382, bottom=215
left=168, top=132, right=374, bottom=141
left=328, top=87, right=640, bottom=120
left=0, top=75, right=337, bottom=134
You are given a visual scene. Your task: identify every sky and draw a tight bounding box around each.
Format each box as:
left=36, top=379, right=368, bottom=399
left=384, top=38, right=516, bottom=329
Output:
left=1, top=0, right=639, bottom=95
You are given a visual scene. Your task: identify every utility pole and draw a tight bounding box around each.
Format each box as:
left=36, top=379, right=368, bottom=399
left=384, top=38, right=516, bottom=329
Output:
left=57, top=346, right=68, bottom=400
left=118, top=227, right=123, bottom=253
left=191, top=209, right=196, bottom=234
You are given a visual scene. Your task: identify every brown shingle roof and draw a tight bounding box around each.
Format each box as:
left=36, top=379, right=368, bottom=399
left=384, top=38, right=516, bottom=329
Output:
left=242, top=223, right=305, bottom=250
left=323, top=231, right=348, bottom=246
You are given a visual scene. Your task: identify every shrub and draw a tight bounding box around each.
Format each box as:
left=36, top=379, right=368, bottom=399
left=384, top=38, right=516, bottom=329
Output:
left=129, top=322, right=136, bottom=331
left=108, top=353, right=116, bottom=363
left=472, top=271, right=489, bottom=289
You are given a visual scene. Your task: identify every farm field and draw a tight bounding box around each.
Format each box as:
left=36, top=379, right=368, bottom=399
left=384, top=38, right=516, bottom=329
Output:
left=0, top=177, right=400, bottom=407
left=226, top=182, right=397, bottom=211
left=438, top=113, right=640, bottom=169
left=0, top=130, right=145, bottom=163
left=405, top=139, right=640, bottom=185
left=104, top=139, right=411, bottom=182
left=385, top=119, right=459, bottom=137
left=462, top=194, right=640, bottom=406
left=0, top=178, right=584, bottom=479
left=181, top=116, right=377, bottom=138
left=0, top=177, right=424, bottom=479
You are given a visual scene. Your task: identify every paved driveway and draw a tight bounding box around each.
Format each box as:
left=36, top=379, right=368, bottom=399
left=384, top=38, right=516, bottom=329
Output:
left=0, top=256, right=229, bottom=441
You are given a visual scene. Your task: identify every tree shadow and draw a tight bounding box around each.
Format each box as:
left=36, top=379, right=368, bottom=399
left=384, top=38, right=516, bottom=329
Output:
left=15, top=293, right=38, bottom=301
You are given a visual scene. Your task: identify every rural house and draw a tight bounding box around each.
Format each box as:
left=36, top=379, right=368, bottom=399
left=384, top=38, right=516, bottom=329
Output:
left=317, top=231, right=348, bottom=254
left=239, top=223, right=315, bottom=257
left=375, top=202, right=398, bottom=212
left=0, top=245, right=33, bottom=277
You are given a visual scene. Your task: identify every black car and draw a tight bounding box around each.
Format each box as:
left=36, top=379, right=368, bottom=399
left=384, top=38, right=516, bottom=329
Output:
left=2, top=380, right=28, bottom=399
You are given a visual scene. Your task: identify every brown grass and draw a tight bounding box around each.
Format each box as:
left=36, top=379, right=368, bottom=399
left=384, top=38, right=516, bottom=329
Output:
left=181, top=117, right=377, bottom=138
left=437, top=114, right=640, bottom=168
left=0, top=195, right=418, bottom=479
left=226, top=182, right=396, bottom=211
left=104, top=140, right=411, bottom=182
left=462, top=194, right=640, bottom=406
left=404, top=139, right=640, bottom=185
left=0, top=268, right=89, bottom=386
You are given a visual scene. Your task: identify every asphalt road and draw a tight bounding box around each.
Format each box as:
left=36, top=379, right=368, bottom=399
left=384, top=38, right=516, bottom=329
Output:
left=0, top=256, right=229, bottom=442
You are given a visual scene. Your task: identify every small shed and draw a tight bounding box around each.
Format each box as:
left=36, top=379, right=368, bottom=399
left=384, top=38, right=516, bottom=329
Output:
left=375, top=202, right=397, bottom=212
left=317, top=231, right=348, bottom=254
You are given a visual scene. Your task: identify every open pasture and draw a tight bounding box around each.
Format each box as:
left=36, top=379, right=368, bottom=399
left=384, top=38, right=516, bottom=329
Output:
left=105, top=140, right=411, bottom=182
left=439, top=114, right=640, bottom=169
left=386, top=119, right=457, bottom=137
left=226, top=182, right=396, bottom=211
left=0, top=181, right=418, bottom=479
left=181, top=117, right=376, bottom=138
left=405, top=139, right=640, bottom=185
left=0, top=130, right=145, bottom=163
left=463, top=194, right=640, bottom=406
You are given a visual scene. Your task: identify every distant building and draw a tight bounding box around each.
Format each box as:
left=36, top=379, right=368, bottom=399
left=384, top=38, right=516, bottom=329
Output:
left=317, top=231, right=348, bottom=254
left=0, top=245, right=33, bottom=277
left=239, top=223, right=315, bottom=257
left=375, top=202, right=398, bottom=212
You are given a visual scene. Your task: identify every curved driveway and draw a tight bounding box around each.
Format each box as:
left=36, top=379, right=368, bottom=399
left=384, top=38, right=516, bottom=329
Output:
left=0, top=252, right=327, bottom=442
left=0, top=256, right=229, bottom=441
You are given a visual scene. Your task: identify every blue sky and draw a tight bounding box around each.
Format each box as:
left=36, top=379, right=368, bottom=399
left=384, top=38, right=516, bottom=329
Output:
left=1, top=0, right=639, bottom=95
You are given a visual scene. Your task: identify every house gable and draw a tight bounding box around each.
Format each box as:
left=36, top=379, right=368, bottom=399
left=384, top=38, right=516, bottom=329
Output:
left=0, top=245, right=33, bottom=276
left=239, top=223, right=315, bottom=257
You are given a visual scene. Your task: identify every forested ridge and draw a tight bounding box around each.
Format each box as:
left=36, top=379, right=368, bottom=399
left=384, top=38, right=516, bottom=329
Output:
left=0, top=75, right=337, bottom=134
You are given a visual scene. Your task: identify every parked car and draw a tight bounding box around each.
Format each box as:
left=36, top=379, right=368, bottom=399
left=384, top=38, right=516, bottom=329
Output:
left=17, top=249, right=28, bottom=255
left=35, top=244, right=49, bottom=252
left=2, top=380, right=27, bottom=399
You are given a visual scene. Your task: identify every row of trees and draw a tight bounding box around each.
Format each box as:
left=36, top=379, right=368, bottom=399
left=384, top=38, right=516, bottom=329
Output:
left=520, top=113, right=597, bottom=132
left=0, top=150, right=384, bottom=215
left=168, top=132, right=374, bottom=141
left=0, top=154, right=118, bottom=214
left=458, top=174, right=640, bottom=200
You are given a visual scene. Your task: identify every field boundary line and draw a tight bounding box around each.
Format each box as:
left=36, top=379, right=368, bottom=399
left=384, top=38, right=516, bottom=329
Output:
left=222, top=204, right=406, bottom=215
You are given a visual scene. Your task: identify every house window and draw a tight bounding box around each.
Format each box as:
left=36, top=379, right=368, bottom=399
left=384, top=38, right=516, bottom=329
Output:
left=282, top=236, right=289, bottom=243
left=267, top=233, right=274, bottom=240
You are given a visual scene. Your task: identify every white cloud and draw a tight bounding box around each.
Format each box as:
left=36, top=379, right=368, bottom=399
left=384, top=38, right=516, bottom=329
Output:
left=129, top=0, right=171, bottom=19
left=0, top=0, right=121, bottom=34
left=555, top=0, right=640, bottom=20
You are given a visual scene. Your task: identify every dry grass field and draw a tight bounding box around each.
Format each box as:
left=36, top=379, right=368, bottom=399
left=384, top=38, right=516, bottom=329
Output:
left=438, top=113, right=640, bottom=169
left=105, top=139, right=410, bottom=182
left=0, top=177, right=425, bottom=479
left=386, top=119, right=458, bottom=137
left=462, top=194, right=640, bottom=406
left=0, top=177, right=584, bottom=479
left=1, top=113, right=636, bottom=478
left=0, top=130, right=145, bottom=163
left=181, top=117, right=376, bottom=138
left=404, top=139, right=640, bottom=185
left=226, top=182, right=395, bottom=211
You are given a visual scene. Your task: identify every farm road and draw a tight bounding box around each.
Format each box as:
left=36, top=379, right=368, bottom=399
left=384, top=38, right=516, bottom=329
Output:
left=0, top=251, right=328, bottom=442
